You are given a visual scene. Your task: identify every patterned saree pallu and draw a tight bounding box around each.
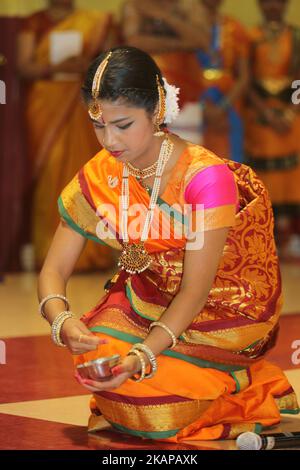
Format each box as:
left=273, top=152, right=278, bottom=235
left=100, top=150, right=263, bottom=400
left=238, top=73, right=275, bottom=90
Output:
left=58, top=144, right=300, bottom=441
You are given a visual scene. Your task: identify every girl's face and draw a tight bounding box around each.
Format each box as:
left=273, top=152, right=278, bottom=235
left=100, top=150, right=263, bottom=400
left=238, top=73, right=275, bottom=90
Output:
left=259, top=0, right=288, bottom=22
left=89, top=99, right=157, bottom=165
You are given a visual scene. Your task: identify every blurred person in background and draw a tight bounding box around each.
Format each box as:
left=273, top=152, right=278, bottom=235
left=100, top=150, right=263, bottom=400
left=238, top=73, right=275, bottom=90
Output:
left=193, top=0, right=249, bottom=162
left=120, top=0, right=210, bottom=143
left=245, top=0, right=300, bottom=261
left=17, top=0, right=115, bottom=271
left=0, top=16, right=26, bottom=274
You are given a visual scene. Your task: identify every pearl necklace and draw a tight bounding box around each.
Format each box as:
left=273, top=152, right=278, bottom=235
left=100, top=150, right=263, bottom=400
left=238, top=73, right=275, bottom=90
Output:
left=118, top=135, right=174, bottom=274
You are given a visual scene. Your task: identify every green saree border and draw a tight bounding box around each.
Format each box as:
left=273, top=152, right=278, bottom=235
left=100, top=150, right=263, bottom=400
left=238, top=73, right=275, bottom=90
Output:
left=280, top=408, right=300, bottom=415
left=125, top=285, right=186, bottom=342
left=58, top=196, right=108, bottom=246
left=146, top=187, right=188, bottom=227
left=108, top=420, right=179, bottom=439
left=125, top=285, right=154, bottom=321
left=230, top=371, right=241, bottom=394
left=90, top=326, right=246, bottom=372
left=254, top=423, right=263, bottom=434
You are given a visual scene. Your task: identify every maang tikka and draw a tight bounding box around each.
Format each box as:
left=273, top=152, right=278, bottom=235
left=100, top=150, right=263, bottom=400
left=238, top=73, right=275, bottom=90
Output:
left=154, top=75, right=166, bottom=137
left=88, top=51, right=113, bottom=121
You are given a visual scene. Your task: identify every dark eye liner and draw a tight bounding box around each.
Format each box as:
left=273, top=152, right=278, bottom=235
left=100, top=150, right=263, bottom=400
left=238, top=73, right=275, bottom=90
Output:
left=92, top=122, right=133, bottom=130
left=118, top=122, right=133, bottom=130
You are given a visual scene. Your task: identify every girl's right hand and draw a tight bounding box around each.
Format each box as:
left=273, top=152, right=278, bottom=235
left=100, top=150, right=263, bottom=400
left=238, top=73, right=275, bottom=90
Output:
left=60, top=318, right=108, bottom=355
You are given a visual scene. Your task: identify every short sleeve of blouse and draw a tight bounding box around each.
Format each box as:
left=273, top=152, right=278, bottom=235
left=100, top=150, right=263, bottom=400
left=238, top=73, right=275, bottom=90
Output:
left=184, top=164, right=239, bottom=232
left=57, top=172, right=105, bottom=245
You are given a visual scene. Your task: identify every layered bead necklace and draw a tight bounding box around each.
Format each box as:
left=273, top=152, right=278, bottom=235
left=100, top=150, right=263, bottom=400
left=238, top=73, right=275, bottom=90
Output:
left=118, top=135, right=174, bottom=274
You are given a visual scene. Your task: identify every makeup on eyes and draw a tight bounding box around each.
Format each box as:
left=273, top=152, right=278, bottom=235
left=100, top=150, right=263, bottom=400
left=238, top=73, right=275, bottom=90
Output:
left=92, top=120, right=133, bottom=130
left=91, top=115, right=133, bottom=125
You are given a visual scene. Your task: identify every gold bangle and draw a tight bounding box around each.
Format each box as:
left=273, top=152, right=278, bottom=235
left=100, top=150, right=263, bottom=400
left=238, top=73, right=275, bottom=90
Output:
left=128, top=349, right=146, bottom=383
left=148, top=321, right=177, bottom=349
left=130, top=343, right=157, bottom=379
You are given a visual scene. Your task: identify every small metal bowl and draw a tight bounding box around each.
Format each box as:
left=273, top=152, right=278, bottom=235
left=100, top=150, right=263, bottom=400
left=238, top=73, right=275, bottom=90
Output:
left=76, top=354, right=121, bottom=381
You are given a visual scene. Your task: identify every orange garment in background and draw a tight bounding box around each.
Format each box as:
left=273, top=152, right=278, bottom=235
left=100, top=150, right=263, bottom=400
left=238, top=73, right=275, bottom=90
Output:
left=22, top=9, right=114, bottom=271
left=244, top=25, right=300, bottom=209
left=152, top=52, right=203, bottom=108
left=199, top=16, right=249, bottom=159
left=126, top=9, right=203, bottom=108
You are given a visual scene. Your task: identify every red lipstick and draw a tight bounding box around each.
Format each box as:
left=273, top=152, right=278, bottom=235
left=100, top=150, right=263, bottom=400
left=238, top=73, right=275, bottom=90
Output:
left=110, top=150, right=124, bottom=158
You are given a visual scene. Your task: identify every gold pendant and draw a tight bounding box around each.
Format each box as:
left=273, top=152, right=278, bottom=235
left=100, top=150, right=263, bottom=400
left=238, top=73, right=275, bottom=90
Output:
left=118, top=242, right=152, bottom=274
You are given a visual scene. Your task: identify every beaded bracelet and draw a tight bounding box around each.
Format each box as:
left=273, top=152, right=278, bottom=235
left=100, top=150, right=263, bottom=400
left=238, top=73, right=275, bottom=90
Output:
left=51, top=311, right=75, bottom=348
left=128, top=349, right=146, bottom=383
left=39, top=294, right=70, bottom=320
left=130, top=343, right=157, bottom=379
left=148, top=321, right=177, bottom=349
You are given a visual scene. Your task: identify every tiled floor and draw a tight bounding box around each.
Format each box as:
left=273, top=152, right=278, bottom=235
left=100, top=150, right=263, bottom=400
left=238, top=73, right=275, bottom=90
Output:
left=0, top=264, right=300, bottom=450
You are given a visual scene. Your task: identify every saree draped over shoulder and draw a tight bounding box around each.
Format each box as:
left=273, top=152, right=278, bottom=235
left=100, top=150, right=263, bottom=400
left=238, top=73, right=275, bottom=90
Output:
left=23, top=9, right=114, bottom=270
left=58, top=144, right=299, bottom=441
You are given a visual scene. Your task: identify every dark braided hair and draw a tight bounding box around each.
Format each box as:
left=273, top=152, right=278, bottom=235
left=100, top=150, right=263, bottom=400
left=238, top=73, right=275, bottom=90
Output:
left=82, top=46, right=165, bottom=116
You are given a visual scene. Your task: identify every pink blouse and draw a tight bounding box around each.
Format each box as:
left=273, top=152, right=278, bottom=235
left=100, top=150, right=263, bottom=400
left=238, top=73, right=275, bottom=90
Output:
left=184, top=164, right=239, bottom=212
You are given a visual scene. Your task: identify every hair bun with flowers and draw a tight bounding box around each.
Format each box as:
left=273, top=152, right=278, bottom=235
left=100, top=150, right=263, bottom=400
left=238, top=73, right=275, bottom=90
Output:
left=162, top=77, right=180, bottom=124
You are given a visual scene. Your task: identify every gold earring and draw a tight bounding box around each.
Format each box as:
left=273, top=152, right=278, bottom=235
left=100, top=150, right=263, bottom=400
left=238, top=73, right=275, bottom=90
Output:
left=153, top=123, right=165, bottom=137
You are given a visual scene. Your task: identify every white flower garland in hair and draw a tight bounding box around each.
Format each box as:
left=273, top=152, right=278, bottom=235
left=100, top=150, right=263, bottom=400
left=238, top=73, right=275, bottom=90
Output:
left=162, top=77, right=180, bottom=124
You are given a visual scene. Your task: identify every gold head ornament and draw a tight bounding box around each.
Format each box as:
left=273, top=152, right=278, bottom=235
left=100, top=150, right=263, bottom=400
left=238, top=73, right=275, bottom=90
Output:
left=88, top=51, right=113, bottom=121
left=154, top=75, right=166, bottom=136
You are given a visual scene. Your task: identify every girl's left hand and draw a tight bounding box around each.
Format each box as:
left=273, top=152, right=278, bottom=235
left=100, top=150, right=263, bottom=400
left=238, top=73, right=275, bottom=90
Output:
left=74, top=354, right=142, bottom=392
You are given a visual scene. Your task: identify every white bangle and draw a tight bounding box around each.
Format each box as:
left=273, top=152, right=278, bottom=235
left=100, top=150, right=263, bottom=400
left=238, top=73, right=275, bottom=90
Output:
left=130, top=343, right=157, bottom=379
left=51, top=310, right=75, bottom=348
left=148, top=321, right=177, bottom=349
left=128, top=349, right=146, bottom=382
left=39, top=294, right=70, bottom=320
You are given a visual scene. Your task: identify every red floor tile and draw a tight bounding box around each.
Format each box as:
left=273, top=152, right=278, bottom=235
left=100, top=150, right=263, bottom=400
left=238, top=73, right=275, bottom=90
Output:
left=0, top=413, right=214, bottom=450
left=0, top=413, right=88, bottom=450
left=0, top=336, right=86, bottom=404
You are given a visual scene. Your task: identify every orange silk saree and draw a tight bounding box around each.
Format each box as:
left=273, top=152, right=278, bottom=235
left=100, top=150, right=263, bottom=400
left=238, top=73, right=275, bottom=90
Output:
left=58, top=143, right=299, bottom=441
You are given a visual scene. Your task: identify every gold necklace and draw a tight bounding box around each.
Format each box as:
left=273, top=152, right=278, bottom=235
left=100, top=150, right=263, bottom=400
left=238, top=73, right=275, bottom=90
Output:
left=125, top=159, right=158, bottom=180
left=125, top=139, right=172, bottom=191
left=118, top=135, right=174, bottom=274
